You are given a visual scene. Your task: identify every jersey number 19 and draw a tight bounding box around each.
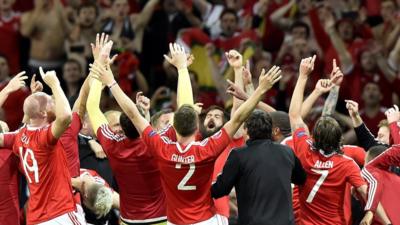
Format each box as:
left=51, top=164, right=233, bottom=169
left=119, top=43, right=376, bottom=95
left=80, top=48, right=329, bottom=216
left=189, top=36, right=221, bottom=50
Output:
left=19, top=147, right=40, bottom=184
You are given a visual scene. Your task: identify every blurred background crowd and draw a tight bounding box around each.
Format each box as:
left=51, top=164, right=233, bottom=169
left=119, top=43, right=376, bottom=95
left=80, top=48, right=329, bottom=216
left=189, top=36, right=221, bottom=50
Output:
left=0, top=0, right=399, bottom=145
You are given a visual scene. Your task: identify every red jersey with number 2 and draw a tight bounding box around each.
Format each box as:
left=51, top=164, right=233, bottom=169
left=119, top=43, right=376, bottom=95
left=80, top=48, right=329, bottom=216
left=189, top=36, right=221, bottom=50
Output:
left=292, top=128, right=366, bottom=225
left=5, top=124, right=76, bottom=225
left=142, top=126, right=231, bottom=224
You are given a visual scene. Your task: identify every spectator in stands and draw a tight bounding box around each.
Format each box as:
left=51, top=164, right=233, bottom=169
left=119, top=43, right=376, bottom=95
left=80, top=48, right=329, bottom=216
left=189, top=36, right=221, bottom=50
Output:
left=359, top=83, right=387, bottom=136
left=372, top=0, right=400, bottom=51
left=0, top=55, right=29, bottom=130
left=20, top=0, right=70, bottom=81
left=0, top=0, right=22, bottom=75
left=62, top=58, right=84, bottom=106
left=66, top=2, right=99, bottom=61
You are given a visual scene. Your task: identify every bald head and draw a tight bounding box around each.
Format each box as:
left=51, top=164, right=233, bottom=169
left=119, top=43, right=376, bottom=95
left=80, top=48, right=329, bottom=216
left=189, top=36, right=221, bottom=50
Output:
left=23, top=92, right=52, bottom=119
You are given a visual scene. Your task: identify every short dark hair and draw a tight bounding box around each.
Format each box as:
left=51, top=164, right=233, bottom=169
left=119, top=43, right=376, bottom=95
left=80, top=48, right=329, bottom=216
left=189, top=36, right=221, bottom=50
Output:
left=173, top=104, right=198, bottom=137
left=290, top=21, right=310, bottom=39
left=312, top=116, right=343, bottom=155
left=220, top=8, right=239, bottom=22
left=201, top=105, right=230, bottom=124
left=120, top=113, right=139, bottom=139
left=269, top=111, right=291, bottom=137
left=367, top=145, right=388, bottom=160
left=151, top=109, right=172, bottom=127
left=244, top=110, right=273, bottom=140
left=78, top=2, right=99, bottom=16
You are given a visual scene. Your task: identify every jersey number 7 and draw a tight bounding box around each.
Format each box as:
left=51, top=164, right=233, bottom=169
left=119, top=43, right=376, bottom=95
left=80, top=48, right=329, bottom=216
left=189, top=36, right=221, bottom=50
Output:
left=306, top=169, right=329, bottom=203
left=19, top=147, right=40, bottom=184
left=175, top=163, right=196, bottom=190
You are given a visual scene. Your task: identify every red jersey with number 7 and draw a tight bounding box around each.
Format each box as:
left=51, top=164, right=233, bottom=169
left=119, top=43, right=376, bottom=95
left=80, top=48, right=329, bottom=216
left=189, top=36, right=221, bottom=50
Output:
left=4, top=124, right=76, bottom=225
left=292, top=128, right=366, bottom=225
left=142, top=125, right=231, bottom=224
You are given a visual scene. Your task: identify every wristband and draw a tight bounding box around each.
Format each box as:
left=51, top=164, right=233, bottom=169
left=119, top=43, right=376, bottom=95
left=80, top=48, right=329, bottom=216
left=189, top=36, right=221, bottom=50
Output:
left=108, top=80, right=117, bottom=89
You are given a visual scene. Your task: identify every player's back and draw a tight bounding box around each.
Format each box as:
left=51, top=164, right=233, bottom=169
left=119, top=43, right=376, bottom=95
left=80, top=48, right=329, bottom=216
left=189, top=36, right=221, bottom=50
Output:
left=13, top=125, right=76, bottom=224
left=298, top=152, right=362, bottom=225
left=143, top=126, right=232, bottom=224
left=97, top=124, right=166, bottom=222
left=292, top=128, right=365, bottom=225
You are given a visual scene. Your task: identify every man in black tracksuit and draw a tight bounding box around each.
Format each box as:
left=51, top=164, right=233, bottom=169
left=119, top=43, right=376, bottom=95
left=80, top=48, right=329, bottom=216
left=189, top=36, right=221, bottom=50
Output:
left=211, top=110, right=306, bottom=225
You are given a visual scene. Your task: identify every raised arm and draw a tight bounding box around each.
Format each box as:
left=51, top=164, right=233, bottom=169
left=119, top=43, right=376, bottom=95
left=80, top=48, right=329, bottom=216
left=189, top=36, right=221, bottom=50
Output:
left=226, top=79, right=276, bottom=112
left=385, top=105, right=400, bottom=144
left=289, top=56, right=316, bottom=133
left=39, top=67, right=72, bottom=139
left=206, top=44, right=229, bottom=102
left=270, top=0, right=296, bottom=29
left=300, top=79, right=333, bottom=118
left=323, top=13, right=354, bottom=74
left=225, top=50, right=244, bottom=115
left=322, top=60, right=343, bottom=116
left=0, top=72, right=28, bottom=107
left=223, top=66, right=282, bottom=138
left=164, top=43, right=193, bottom=107
left=90, top=62, right=149, bottom=134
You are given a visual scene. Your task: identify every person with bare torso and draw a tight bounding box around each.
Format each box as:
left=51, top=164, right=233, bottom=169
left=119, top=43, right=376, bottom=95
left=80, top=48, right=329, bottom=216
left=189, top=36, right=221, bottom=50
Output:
left=20, top=0, right=70, bottom=83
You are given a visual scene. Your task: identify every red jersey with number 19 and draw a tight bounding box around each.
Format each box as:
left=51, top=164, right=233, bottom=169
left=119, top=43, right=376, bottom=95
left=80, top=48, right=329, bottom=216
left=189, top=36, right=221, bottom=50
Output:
left=292, top=128, right=366, bottom=225
left=142, top=125, right=231, bottom=224
left=4, top=124, right=76, bottom=225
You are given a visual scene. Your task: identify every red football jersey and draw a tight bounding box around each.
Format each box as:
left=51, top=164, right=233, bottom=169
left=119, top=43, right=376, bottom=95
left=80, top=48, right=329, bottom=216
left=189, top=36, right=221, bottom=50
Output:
left=389, top=122, right=400, bottom=145
left=142, top=125, right=231, bottom=224
left=59, top=112, right=81, bottom=178
left=362, top=144, right=400, bottom=213
left=292, top=128, right=366, bottom=225
left=0, top=148, right=20, bottom=225
left=212, top=136, right=245, bottom=217
left=0, top=82, right=29, bottom=131
left=4, top=124, right=76, bottom=225
left=362, top=167, right=400, bottom=225
left=280, top=136, right=301, bottom=224
left=342, top=145, right=366, bottom=225
left=97, top=124, right=166, bottom=222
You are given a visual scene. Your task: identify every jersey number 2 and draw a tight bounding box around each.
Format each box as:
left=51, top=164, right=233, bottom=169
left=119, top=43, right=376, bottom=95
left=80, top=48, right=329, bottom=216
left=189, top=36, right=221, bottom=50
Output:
left=306, top=169, right=329, bottom=203
left=175, top=163, right=196, bottom=190
left=19, top=147, right=40, bottom=184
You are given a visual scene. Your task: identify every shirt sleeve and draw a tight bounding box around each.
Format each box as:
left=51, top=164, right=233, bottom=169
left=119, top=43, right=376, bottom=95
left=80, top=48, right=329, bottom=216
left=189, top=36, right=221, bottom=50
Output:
left=389, top=122, right=400, bottom=145
left=158, top=124, right=177, bottom=141
left=361, top=168, right=383, bottom=213
left=354, top=123, right=379, bottom=151
left=196, top=128, right=231, bottom=161
left=211, top=149, right=240, bottom=199
left=3, top=132, right=16, bottom=149
left=292, top=128, right=312, bottom=157
left=142, top=125, right=165, bottom=157
left=346, top=160, right=366, bottom=188
left=367, top=144, right=400, bottom=170
left=96, top=124, right=123, bottom=155
left=39, top=124, right=58, bottom=147
left=59, top=113, right=81, bottom=157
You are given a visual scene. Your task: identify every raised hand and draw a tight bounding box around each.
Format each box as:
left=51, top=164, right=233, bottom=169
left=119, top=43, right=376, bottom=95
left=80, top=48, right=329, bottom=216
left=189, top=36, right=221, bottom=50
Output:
left=91, top=33, right=110, bottom=61
left=187, top=54, right=195, bottom=67
left=315, top=79, right=334, bottom=94
left=299, top=55, right=316, bottom=77
left=385, top=105, right=400, bottom=124
left=136, top=92, right=151, bottom=112
left=226, top=79, right=248, bottom=101
left=89, top=62, right=115, bottom=87
left=258, top=66, right=282, bottom=92
left=330, top=59, right=343, bottom=86
left=345, top=100, right=359, bottom=118
left=39, top=67, right=60, bottom=88
left=359, top=211, right=373, bottom=225
left=163, top=43, right=188, bottom=70
left=30, top=74, right=43, bottom=93
left=99, top=40, right=114, bottom=65
left=225, top=50, right=243, bottom=69
left=4, top=71, right=28, bottom=93
left=193, top=102, right=203, bottom=115
left=242, top=60, right=252, bottom=86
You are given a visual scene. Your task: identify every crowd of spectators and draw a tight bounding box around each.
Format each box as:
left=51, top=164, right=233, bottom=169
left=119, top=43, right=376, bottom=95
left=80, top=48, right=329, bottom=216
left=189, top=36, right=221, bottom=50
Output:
left=0, top=0, right=399, bottom=142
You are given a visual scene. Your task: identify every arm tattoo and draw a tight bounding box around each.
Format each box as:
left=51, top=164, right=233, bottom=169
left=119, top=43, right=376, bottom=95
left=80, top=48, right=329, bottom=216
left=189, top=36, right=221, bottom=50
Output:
left=322, top=86, right=340, bottom=116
